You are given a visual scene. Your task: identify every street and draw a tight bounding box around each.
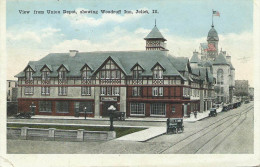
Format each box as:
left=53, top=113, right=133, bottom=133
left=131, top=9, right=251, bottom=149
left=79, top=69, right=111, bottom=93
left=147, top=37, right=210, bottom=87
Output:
left=7, top=103, right=254, bottom=154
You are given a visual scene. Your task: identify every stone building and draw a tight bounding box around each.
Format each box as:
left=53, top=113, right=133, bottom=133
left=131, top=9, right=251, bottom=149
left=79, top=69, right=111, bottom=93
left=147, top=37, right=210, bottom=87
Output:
left=191, top=24, right=235, bottom=104
left=6, top=80, right=18, bottom=102
left=15, top=24, right=215, bottom=118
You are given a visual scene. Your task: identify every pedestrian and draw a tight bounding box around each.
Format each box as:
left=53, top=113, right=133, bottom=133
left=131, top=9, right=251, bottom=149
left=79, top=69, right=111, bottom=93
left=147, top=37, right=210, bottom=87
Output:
left=194, top=111, right=197, bottom=119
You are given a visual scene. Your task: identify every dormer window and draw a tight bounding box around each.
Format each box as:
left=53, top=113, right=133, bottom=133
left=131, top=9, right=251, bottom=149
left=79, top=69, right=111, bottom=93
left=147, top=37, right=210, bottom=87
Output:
left=99, top=60, right=121, bottom=80
left=133, top=65, right=143, bottom=79
left=82, top=67, right=91, bottom=80
left=42, top=70, right=50, bottom=80
left=153, top=66, right=163, bottom=79
left=58, top=67, right=67, bottom=80
left=25, top=68, right=33, bottom=81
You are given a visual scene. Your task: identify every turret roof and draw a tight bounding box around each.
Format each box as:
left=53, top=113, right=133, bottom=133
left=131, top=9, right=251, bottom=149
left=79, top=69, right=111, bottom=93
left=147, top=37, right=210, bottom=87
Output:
left=207, top=25, right=219, bottom=41
left=213, top=52, right=229, bottom=65
left=144, top=26, right=166, bottom=41
left=190, top=52, right=200, bottom=63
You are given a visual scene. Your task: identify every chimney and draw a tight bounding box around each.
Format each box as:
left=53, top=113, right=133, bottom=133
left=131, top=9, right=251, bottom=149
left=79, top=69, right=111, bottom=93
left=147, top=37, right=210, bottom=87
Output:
left=226, top=55, right=231, bottom=63
left=69, top=50, right=78, bottom=57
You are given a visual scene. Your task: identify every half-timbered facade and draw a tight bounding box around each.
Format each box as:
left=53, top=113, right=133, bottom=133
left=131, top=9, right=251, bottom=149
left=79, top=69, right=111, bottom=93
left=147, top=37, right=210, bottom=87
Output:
left=15, top=25, right=215, bottom=118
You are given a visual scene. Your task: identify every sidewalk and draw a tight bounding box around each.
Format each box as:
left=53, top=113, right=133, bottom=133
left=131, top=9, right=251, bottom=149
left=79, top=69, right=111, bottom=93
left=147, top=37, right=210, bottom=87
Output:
left=116, top=127, right=166, bottom=142
left=12, top=107, right=222, bottom=123
left=185, top=107, right=223, bottom=122
left=30, top=115, right=168, bottom=122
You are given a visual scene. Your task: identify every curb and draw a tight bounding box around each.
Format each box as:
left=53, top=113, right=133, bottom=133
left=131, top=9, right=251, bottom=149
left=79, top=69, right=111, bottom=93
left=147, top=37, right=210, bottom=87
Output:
left=9, top=117, right=168, bottom=123
left=7, top=122, right=151, bottom=129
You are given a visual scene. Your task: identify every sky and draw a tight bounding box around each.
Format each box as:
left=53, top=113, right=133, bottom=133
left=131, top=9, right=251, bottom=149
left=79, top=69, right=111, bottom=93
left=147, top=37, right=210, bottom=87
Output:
left=6, top=0, right=254, bottom=86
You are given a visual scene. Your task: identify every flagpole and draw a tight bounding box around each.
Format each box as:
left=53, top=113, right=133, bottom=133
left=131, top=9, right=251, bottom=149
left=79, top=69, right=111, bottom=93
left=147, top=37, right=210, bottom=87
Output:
left=212, top=9, right=214, bottom=27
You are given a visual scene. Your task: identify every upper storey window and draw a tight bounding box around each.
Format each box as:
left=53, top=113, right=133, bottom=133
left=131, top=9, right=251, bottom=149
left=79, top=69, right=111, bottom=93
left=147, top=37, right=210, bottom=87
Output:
left=132, top=65, right=143, bottom=79
left=100, top=60, right=121, bottom=79
left=217, top=69, right=224, bottom=85
left=25, top=68, right=33, bottom=81
left=58, top=67, right=67, bottom=80
left=153, top=66, right=163, bottom=79
left=42, top=69, right=50, bottom=81
left=82, top=67, right=91, bottom=80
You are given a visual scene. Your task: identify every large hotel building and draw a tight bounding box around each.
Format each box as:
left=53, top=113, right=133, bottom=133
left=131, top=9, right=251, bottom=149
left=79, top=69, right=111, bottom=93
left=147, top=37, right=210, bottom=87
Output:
left=15, top=24, right=216, bottom=118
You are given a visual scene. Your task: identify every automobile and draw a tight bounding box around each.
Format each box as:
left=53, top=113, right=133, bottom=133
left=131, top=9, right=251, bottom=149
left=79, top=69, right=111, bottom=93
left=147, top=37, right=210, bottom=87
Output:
left=167, top=118, right=184, bottom=134
left=245, top=100, right=250, bottom=104
left=209, top=108, right=217, bottom=117
left=113, top=111, right=126, bottom=121
left=15, top=112, right=33, bottom=119
left=222, top=104, right=229, bottom=112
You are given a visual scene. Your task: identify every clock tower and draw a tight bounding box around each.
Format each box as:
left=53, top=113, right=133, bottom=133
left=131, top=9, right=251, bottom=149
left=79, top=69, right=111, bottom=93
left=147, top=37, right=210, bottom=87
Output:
left=207, top=24, right=219, bottom=60
left=144, top=22, right=168, bottom=51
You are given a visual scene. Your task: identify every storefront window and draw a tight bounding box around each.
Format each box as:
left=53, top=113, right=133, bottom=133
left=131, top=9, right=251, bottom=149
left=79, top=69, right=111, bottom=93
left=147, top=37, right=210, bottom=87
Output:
left=130, top=103, right=145, bottom=115
left=74, top=101, right=93, bottom=113
left=150, top=103, right=166, bottom=116
left=39, top=101, right=52, bottom=112
left=56, top=101, right=69, bottom=113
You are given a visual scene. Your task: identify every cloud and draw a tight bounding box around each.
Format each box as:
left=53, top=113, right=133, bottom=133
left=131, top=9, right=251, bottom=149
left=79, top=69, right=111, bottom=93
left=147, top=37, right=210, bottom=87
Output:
left=51, top=26, right=144, bottom=52
left=7, top=31, right=42, bottom=43
left=134, top=27, right=169, bottom=35
left=6, top=27, right=64, bottom=81
left=7, top=27, right=62, bottom=43
left=63, top=8, right=146, bottom=27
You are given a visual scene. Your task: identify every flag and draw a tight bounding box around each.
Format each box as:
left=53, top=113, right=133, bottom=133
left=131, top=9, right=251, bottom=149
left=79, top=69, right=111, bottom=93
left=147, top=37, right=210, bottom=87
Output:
left=213, top=10, right=220, bottom=17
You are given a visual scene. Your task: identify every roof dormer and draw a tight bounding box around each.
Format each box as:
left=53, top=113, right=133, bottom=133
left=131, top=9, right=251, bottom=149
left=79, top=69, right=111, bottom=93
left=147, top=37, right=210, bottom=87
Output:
left=152, top=62, right=165, bottom=79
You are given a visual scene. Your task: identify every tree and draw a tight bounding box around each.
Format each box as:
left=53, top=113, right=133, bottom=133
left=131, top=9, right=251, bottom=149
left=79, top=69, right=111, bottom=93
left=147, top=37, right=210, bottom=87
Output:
left=234, top=92, right=248, bottom=97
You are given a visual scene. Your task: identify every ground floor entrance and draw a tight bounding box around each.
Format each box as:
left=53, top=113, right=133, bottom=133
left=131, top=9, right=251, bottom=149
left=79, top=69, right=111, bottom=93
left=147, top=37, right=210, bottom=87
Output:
left=101, top=102, right=118, bottom=117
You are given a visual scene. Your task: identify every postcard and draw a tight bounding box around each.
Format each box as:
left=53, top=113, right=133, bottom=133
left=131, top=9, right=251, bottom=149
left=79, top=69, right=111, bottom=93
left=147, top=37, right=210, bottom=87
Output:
left=1, top=0, right=259, bottom=166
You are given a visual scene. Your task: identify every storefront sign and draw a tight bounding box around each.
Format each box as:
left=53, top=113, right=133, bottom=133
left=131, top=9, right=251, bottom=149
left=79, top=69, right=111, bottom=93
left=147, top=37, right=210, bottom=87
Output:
left=101, top=97, right=117, bottom=101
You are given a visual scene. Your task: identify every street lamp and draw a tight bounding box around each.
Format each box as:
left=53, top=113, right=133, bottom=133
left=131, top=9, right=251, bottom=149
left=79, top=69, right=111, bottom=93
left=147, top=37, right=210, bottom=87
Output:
left=30, top=102, right=36, bottom=115
left=84, top=106, right=87, bottom=120
left=108, top=105, right=116, bottom=131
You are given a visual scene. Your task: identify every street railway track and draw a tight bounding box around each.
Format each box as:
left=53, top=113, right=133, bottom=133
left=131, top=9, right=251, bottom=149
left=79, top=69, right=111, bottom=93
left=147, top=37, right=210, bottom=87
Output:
left=158, top=104, right=253, bottom=154
left=193, top=107, right=250, bottom=154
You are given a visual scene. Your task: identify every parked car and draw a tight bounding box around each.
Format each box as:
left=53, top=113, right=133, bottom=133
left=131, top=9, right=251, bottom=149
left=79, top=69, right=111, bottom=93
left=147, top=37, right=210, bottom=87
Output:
left=15, top=112, right=33, bottom=119
left=166, top=118, right=184, bottom=134
left=209, top=108, right=217, bottom=117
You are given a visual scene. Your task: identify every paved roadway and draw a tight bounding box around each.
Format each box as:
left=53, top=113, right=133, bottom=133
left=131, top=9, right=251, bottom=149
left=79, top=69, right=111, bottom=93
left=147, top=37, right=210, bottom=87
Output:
left=7, top=102, right=254, bottom=154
